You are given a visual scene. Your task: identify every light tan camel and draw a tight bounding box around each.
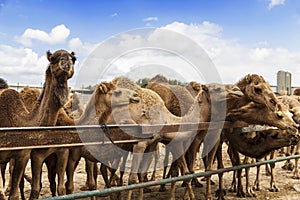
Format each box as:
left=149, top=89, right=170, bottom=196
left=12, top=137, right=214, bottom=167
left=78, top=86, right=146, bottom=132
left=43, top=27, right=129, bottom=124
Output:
left=0, top=49, right=75, bottom=200
left=60, top=81, right=140, bottom=198
left=109, top=77, right=212, bottom=200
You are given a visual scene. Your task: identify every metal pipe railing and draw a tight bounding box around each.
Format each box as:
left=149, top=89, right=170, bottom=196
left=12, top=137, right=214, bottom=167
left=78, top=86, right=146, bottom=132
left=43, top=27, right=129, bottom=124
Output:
left=42, top=154, right=300, bottom=200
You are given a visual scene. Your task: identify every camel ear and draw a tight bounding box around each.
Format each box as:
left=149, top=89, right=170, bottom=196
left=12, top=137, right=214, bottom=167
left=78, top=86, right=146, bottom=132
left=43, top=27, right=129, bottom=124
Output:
left=98, top=83, right=109, bottom=94
left=70, top=51, right=76, bottom=64
left=245, top=74, right=252, bottom=84
left=201, top=85, right=208, bottom=92
left=47, top=51, right=54, bottom=62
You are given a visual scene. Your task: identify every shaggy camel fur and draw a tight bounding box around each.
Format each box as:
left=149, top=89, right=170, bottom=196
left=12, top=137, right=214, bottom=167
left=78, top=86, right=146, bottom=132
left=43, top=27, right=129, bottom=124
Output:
left=0, top=49, right=75, bottom=200
left=2, top=86, right=41, bottom=199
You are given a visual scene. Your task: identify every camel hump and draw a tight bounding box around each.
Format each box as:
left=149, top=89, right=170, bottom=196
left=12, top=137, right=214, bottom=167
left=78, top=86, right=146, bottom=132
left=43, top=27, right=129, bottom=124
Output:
left=0, top=89, right=20, bottom=100
left=149, top=74, right=168, bottom=83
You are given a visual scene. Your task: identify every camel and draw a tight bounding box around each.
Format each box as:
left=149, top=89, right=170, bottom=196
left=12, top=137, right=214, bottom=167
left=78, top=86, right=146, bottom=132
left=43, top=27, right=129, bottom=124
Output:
left=29, top=90, right=87, bottom=199
left=178, top=74, right=297, bottom=200
left=217, top=98, right=299, bottom=199
left=146, top=74, right=195, bottom=116
left=236, top=74, right=278, bottom=112
left=249, top=95, right=300, bottom=194
left=0, top=49, right=75, bottom=200
left=57, top=81, right=140, bottom=198
left=101, top=76, right=211, bottom=200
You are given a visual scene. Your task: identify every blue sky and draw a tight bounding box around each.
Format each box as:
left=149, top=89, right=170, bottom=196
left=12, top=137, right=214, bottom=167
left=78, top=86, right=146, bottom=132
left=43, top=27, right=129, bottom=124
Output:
left=1, top=0, right=300, bottom=88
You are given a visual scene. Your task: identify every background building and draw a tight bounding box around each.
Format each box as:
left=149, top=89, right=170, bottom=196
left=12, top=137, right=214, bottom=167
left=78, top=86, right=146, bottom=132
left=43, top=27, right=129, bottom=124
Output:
left=277, top=70, right=292, bottom=95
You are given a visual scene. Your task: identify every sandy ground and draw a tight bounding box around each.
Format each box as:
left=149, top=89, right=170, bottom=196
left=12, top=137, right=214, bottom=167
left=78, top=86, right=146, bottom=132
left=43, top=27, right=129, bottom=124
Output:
left=6, top=144, right=300, bottom=200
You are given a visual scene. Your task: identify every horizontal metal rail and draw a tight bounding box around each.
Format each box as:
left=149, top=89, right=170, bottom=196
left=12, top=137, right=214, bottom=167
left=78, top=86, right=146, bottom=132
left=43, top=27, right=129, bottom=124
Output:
left=0, top=121, right=269, bottom=151
left=42, top=154, right=300, bottom=200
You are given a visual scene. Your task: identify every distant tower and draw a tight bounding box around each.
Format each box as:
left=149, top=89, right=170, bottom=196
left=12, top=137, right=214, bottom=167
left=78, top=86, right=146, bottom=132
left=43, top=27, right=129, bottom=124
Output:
left=277, top=70, right=291, bottom=95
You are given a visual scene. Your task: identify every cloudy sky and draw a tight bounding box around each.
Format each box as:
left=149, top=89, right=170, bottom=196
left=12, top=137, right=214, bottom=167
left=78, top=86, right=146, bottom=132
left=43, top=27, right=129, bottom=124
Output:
left=1, top=0, right=300, bottom=88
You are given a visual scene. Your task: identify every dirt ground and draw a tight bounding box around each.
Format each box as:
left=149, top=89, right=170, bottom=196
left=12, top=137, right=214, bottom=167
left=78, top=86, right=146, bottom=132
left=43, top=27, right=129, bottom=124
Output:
left=10, top=144, right=300, bottom=200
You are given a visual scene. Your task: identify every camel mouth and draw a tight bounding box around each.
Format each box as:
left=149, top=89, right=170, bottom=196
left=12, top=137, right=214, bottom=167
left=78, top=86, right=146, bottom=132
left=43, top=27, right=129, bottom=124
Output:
left=287, top=126, right=298, bottom=135
left=290, top=133, right=300, bottom=145
left=130, top=97, right=140, bottom=104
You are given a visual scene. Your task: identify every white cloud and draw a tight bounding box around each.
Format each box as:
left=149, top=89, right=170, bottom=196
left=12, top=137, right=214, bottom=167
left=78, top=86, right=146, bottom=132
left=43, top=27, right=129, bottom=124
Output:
left=68, top=37, right=97, bottom=57
left=268, top=0, right=285, bottom=9
left=17, top=24, right=70, bottom=46
left=161, top=21, right=300, bottom=86
left=111, top=13, right=118, bottom=17
left=143, top=17, right=158, bottom=22
left=4, top=20, right=300, bottom=89
left=0, top=45, right=48, bottom=85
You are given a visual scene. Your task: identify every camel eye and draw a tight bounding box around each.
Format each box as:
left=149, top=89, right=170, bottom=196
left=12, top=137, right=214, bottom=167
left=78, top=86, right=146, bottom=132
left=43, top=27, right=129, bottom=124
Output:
left=271, top=133, right=279, bottom=139
left=254, top=87, right=262, bottom=94
left=276, top=113, right=283, bottom=119
left=270, top=99, right=276, bottom=105
left=114, top=90, right=122, bottom=97
left=232, top=87, right=240, bottom=91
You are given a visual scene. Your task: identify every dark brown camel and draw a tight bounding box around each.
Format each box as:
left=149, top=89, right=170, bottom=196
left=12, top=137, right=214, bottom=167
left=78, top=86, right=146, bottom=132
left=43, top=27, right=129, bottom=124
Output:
left=0, top=49, right=75, bottom=200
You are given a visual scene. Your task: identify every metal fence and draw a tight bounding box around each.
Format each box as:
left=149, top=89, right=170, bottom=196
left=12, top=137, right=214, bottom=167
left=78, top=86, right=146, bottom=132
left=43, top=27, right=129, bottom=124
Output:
left=0, top=122, right=296, bottom=199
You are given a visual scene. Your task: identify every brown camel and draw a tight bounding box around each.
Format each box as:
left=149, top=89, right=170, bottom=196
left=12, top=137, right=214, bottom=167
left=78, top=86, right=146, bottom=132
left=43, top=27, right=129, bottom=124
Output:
left=30, top=90, right=87, bottom=199
left=217, top=98, right=298, bottom=199
left=181, top=74, right=296, bottom=200
left=236, top=74, right=278, bottom=111
left=146, top=74, right=194, bottom=116
left=151, top=74, right=294, bottom=200
left=0, top=49, right=75, bottom=200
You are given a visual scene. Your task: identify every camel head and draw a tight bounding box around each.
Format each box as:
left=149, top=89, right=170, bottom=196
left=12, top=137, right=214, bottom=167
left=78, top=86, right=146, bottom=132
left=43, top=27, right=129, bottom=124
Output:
left=47, top=49, right=76, bottom=79
left=204, top=83, right=244, bottom=121
left=278, top=95, right=300, bottom=124
left=237, top=74, right=278, bottom=112
left=185, top=81, right=202, bottom=97
left=226, top=101, right=298, bottom=134
left=94, top=82, right=140, bottom=113
left=227, top=128, right=299, bottom=159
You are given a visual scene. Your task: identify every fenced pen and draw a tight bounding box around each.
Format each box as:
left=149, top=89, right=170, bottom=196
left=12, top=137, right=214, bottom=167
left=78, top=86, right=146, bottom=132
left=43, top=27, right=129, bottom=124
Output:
left=0, top=122, right=299, bottom=200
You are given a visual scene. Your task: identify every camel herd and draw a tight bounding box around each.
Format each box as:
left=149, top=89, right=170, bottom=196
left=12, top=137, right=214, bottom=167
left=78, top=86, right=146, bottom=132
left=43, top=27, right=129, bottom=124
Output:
left=0, top=49, right=300, bottom=200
